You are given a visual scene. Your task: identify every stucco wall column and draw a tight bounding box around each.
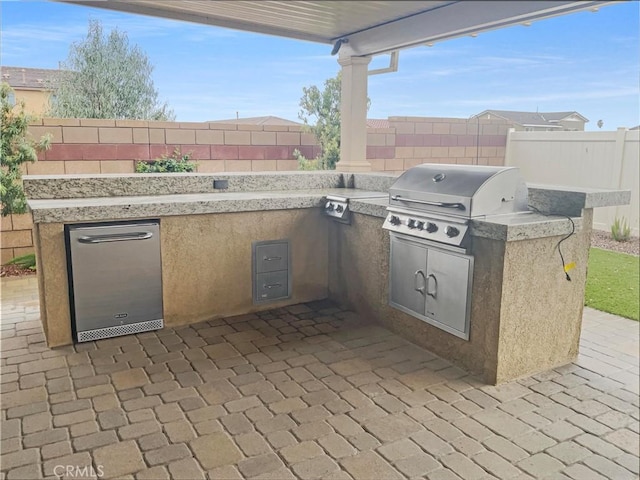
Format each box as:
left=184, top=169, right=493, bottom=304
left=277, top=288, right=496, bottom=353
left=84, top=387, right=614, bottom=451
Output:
left=336, top=54, right=372, bottom=172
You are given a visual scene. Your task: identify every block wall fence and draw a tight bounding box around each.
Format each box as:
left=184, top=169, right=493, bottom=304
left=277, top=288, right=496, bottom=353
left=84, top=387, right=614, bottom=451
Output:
left=1, top=116, right=509, bottom=262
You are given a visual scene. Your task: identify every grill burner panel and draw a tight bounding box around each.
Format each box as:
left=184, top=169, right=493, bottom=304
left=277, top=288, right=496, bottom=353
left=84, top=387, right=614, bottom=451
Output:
left=383, top=207, right=469, bottom=249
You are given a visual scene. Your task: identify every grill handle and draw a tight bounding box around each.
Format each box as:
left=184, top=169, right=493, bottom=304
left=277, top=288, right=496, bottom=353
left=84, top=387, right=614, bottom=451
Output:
left=414, top=270, right=426, bottom=294
left=391, top=195, right=466, bottom=211
left=77, top=232, right=153, bottom=244
left=426, top=274, right=438, bottom=299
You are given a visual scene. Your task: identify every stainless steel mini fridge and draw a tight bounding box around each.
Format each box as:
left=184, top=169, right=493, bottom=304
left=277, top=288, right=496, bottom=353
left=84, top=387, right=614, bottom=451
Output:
left=65, top=220, right=163, bottom=343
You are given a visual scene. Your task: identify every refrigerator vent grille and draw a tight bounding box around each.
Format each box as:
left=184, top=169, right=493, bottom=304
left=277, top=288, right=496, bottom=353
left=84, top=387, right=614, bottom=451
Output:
left=77, top=319, right=163, bottom=343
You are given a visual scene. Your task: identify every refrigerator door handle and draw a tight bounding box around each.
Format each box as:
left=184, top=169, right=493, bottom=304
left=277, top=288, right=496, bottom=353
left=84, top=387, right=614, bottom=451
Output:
left=77, top=232, right=153, bottom=244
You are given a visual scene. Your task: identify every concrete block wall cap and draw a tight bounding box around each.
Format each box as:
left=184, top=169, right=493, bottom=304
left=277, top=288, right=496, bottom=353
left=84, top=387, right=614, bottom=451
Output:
left=81, top=119, right=115, bottom=127
left=116, top=120, right=149, bottom=128
left=208, top=123, right=238, bottom=130
left=179, top=122, right=208, bottom=129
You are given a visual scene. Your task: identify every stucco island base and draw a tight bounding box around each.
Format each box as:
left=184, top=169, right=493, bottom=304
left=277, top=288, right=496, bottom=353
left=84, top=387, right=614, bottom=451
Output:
left=34, top=205, right=592, bottom=384
left=329, top=211, right=593, bottom=384
left=34, top=209, right=328, bottom=348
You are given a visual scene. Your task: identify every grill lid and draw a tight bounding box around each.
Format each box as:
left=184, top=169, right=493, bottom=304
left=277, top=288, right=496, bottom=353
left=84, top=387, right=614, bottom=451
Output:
left=389, top=163, right=528, bottom=218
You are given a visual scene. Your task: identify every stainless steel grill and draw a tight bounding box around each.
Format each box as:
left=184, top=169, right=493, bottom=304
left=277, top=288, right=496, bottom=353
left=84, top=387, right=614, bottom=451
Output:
left=383, top=163, right=529, bottom=340
left=383, top=164, right=528, bottom=250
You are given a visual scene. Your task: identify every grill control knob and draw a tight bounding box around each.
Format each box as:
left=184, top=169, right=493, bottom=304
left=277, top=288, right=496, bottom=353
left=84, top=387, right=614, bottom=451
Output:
left=326, top=202, right=335, bottom=211
left=416, top=221, right=425, bottom=230
left=407, top=219, right=417, bottom=229
left=445, top=226, right=460, bottom=238
left=335, top=204, right=344, bottom=213
left=425, top=222, right=438, bottom=233
left=390, top=215, right=401, bottom=226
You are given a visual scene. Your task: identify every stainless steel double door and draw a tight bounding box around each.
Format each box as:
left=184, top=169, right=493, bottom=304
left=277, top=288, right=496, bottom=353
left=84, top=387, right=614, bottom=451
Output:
left=390, top=234, right=473, bottom=340
left=66, top=220, right=163, bottom=341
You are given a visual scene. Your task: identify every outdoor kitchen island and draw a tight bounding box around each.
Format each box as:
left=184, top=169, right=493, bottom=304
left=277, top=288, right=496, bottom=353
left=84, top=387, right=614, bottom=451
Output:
left=25, top=170, right=629, bottom=384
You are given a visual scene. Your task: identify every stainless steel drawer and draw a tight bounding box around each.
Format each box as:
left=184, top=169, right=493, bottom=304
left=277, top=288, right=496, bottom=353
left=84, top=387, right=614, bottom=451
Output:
left=255, top=271, right=289, bottom=301
left=255, top=242, right=288, bottom=273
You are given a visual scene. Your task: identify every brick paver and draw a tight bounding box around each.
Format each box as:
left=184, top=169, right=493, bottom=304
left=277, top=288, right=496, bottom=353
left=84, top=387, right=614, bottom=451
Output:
left=1, top=277, right=638, bottom=479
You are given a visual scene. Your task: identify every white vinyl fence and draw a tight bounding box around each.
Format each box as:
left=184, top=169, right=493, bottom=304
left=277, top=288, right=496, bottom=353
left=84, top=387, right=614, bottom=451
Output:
left=505, top=128, right=639, bottom=236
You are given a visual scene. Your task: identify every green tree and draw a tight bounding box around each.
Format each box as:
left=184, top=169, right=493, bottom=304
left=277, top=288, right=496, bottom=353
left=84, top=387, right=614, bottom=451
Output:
left=296, top=73, right=342, bottom=170
left=49, top=20, right=174, bottom=120
left=0, top=83, right=51, bottom=216
left=296, top=72, right=370, bottom=170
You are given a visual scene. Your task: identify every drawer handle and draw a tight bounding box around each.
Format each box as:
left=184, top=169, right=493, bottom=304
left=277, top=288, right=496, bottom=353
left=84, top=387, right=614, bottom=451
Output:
left=78, top=232, right=153, bottom=244
left=264, top=283, right=282, bottom=289
left=263, top=256, right=282, bottom=262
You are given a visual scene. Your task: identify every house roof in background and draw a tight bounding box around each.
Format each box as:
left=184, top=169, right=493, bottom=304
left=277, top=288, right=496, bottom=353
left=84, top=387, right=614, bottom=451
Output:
left=210, top=116, right=393, bottom=128
left=208, top=115, right=302, bottom=126
left=0, top=66, right=57, bottom=90
left=472, top=109, right=589, bottom=127
left=540, top=111, right=589, bottom=122
left=367, top=119, right=391, bottom=129
left=58, top=1, right=616, bottom=57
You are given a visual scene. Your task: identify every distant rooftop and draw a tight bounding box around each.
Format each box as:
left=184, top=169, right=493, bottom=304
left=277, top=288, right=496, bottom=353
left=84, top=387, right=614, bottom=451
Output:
left=472, top=109, right=589, bottom=128
left=0, top=66, right=58, bottom=90
left=209, top=116, right=394, bottom=129
left=208, top=116, right=302, bottom=126
left=367, top=118, right=390, bottom=129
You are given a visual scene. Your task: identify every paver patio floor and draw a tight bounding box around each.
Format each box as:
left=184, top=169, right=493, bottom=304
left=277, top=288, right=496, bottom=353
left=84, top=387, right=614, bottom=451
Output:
left=1, top=276, right=638, bottom=479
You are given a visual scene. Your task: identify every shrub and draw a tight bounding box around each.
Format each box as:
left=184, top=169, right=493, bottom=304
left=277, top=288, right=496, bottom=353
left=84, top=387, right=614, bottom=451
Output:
left=1, top=83, right=51, bottom=216
left=611, top=216, right=631, bottom=242
left=5, top=253, right=36, bottom=270
left=135, top=148, right=196, bottom=173
left=294, top=149, right=323, bottom=171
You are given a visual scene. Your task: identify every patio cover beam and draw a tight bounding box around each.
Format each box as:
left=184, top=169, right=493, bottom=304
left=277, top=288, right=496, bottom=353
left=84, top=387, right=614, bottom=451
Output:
left=57, top=1, right=617, bottom=57
left=344, top=1, right=612, bottom=56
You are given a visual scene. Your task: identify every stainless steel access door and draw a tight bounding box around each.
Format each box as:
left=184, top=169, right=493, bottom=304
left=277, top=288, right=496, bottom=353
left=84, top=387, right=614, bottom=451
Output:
left=424, top=248, right=473, bottom=339
left=389, top=233, right=473, bottom=340
left=66, top=220, right=163, bottom=342
left=389, top=235, right=427, bottom=317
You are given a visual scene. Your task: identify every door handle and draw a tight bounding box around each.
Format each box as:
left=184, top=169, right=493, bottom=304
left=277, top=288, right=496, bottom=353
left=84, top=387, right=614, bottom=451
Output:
left=264, top=283, right=283, bottom=289
left=78, top=232, right=153, bottom=244
left=426, top=274, right=438, bottom=298
left=414, top=270, right=426, bottom=294
left=263, top=256, right=282, bottom=262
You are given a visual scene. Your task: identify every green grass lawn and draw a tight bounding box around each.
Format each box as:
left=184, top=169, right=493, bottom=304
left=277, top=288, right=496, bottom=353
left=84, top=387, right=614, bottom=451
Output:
left=585, top=248, right=639, bottom=321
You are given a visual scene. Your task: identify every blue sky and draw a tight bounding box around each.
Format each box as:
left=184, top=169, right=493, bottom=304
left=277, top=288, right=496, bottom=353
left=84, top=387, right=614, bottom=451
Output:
left=2, top=1, right=638, bottom=129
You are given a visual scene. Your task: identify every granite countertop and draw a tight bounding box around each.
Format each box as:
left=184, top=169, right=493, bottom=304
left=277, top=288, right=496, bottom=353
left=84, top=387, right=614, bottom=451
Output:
left=25, top=172, right=630, bottom=242
left=27, top=189, right=387, bottom=224
left=471, top=212, right=582, bottom=241
left=27, top=190, right=582, bottom=241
